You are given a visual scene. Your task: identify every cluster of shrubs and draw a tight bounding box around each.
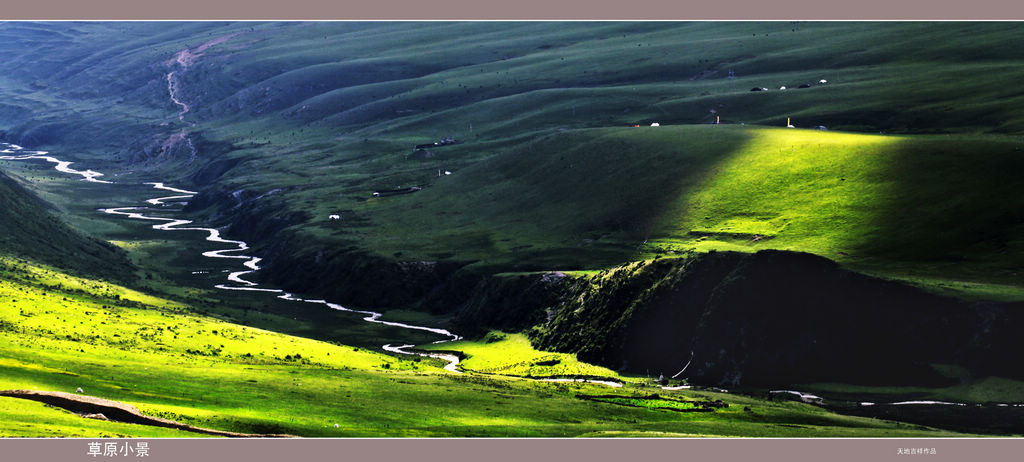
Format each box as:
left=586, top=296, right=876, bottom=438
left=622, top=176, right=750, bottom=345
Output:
left=184, top=344, right=224, bottom=356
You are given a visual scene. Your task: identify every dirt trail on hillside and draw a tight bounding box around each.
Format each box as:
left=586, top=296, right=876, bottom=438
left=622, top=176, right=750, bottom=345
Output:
left=0, top=389, right=296, bottom=437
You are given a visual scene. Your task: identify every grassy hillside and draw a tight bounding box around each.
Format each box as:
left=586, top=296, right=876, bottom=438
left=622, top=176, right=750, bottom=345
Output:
left=267, top=125, right=1023, bottom=302
left=644, top=127, right=1024, bottom=290
left=2, top=22, right=1024, bottom=302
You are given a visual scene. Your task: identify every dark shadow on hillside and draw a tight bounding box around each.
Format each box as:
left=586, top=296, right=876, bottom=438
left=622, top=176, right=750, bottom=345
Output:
left=851, top=136, right=1024, bottom=282
left=532, top=250, right=1024, bottom=389
left=0, top=170, right=134, bottom=283
left=386, top=126, right=755, bottom=270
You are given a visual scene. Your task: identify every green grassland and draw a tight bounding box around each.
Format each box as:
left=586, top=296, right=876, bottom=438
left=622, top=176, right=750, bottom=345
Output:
left=313, top=125, right=1024, bottom=298
left=164, top=22, right=1024, bottom=300
left=644, top=127, right=1024, bottom=287
left=0, top=258, right=980, bottom=437
left=2, top=22, right=1024, bottom=301
left=2, top=21, right=1024, bottom=437
left=583, top=396, right=701, bottom=412
left=423, top=332, right=622, bottom=378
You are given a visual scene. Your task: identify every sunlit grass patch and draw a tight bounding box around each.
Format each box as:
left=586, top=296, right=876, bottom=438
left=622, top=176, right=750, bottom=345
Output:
left=581, top=394, right=707, bottom=412
left=0, top=256, right=183, bottom=309
left=650, top=127, right=902, bottom=258
left=107, top=240, right=156, bottom=250
left=423, top=332, right=624, bottom=379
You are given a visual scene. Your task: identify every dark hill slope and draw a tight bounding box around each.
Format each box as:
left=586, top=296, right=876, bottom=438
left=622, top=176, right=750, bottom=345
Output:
left=0, top=169, right=132, bottom=281
left=532, top=250, right=1024, bottom=387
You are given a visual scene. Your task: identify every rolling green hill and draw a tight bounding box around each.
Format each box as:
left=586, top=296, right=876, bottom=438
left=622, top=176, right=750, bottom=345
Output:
left=2, top=20, right=1022, bottom=312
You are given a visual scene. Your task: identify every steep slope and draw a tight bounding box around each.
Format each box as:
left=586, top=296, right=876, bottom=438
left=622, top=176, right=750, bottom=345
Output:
left=0, top=169, right=132, bottom=281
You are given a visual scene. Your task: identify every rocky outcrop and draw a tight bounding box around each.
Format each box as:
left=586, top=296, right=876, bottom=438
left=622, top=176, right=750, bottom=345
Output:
left=453, top=271, right=571, bottom=337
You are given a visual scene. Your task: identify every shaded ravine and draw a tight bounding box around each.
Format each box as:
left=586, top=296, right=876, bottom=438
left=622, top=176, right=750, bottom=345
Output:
left=165, top=33, right=238, bottom=124
left=0, top=390, right=295, bottom=437
left=166, top=72, right=190, bottom=122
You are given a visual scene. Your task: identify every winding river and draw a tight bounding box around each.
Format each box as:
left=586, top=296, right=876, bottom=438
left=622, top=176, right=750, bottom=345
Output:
left=1, top=142, right=465, bottom=371
left=0, top=145, right=112, bottom=183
